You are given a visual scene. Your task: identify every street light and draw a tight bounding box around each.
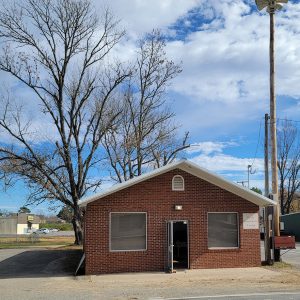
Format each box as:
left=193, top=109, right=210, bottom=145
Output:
left=247, top=164, right=256, bottom=189
left=255, top=0, right=288, bottom=261
left=255, top=0, right=288, bottom=12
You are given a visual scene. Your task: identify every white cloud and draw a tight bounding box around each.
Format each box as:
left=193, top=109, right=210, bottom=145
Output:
left=3, top=0, right=300, bottom=142
left=163, top=1, right=300, bottom=138
left=95, top=0, right=202, bottom=36
left=187, top=141, right=237, bottom=155
left=166, top=2, right=284, bottom=104
left=185, top=136, right=264, bottom=189
left=0, top=0, right=297, bottom=169
left=191, top=153, right=264, bottom=172
left=91, top=0, right=300, bottom=140
left=187, top=139, right=265, bottom=189
left=190, top=151, right=266, bottom=191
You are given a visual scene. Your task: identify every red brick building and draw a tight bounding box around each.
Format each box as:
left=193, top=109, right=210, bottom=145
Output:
left=79, top=160, right=275, bottom=275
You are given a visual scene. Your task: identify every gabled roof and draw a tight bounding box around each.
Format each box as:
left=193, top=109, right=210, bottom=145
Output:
left=78, top=160, right=276, bottom=207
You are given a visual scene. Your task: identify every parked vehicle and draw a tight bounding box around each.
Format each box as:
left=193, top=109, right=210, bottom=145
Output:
left=33, top=228, right=50, bottom=234
left=49, top=228, right=59, bottom=232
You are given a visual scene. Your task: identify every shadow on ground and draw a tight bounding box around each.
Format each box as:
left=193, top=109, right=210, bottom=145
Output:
left=0, top=249, right=83, bottom=279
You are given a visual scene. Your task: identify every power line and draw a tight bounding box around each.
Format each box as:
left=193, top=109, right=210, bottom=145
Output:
left=276, top=117, right=300, bottom=124
left=261, top=116, right=300, bottom=124
left=250, top=118, right=262, bottom=169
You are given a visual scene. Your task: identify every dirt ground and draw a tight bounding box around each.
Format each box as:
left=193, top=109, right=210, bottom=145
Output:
left=1, top=265, right=300, bottom=300
left=0, top=246, right=300, bottom=300
left=78, top=267, right=300, bottom=299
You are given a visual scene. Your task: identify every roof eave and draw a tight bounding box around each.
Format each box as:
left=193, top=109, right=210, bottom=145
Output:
left=79, top=160, right=276, bottom=208
left=79, top=160, right=186, bottom=207
left=180, top=161, right=276, bottom=207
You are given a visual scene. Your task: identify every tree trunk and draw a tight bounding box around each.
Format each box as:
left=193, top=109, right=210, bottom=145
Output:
left=72, top=206, right=84, bottom=245
left=286, top=200, right=292, bottom=215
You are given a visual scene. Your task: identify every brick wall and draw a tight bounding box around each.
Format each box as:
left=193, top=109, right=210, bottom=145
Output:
left=84, top=169, right=261, bottom=275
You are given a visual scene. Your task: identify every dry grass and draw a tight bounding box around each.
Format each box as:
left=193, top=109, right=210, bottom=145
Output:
left=0, top=236, right=75, bottom=249
left=54, top=244, right=83, bottom=250
left=264, top=261, right=293, bottom=269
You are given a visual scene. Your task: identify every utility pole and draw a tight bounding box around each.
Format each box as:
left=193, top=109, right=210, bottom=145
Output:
left=264, top=113, right=272, bottom=264
left=269, top=3, right=280, bottom=262
left=255, top=0, right=288, bottom=262
left=264, top=114, right=270, bottom=198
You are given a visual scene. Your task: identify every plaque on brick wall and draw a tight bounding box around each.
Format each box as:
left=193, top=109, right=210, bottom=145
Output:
left=243, top=213, right=259, bottom=229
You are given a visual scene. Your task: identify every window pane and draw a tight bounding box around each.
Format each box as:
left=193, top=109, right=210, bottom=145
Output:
left=111, top=213, right=146, bottom=251
left=208, top=213, right=238, bottom=248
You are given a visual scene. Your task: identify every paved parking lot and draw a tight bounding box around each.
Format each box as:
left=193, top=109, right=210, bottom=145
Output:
left=261, top=241, right=300, bottom=268
left=280, top=244, right=300, bottom=268
left=0, top=248, right=82, bottom=278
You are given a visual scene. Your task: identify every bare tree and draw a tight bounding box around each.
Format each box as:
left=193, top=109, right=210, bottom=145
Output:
left=277, top=119, right=300, bottom=215
left=103, top=31, right=189, bottom=182
left=0, top=0, right=128, bottom=244
left=0, top=209, right=13, bottom=217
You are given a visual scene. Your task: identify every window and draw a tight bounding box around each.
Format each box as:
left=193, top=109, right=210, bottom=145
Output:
left=172, top=175, right=184, bottom=191
left=110, top=213, right=147, bottom=251
left=208, top=213, right=239, bottom=249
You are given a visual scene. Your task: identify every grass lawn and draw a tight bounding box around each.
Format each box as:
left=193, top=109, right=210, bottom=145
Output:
left=0, top=236, right=76, bottom=249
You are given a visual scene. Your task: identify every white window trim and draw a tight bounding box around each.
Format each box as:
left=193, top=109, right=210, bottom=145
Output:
left=109, top=212, right=147, bottom=252
left=207, top=212, right=240, bottom=250
left=172, top=175, right=185, bottom=191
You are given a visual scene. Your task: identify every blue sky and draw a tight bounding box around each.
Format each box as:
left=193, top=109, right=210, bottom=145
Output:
left=1, top=0, right=300, bottom=214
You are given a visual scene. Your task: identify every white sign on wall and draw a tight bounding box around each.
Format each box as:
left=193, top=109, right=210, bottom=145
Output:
left=243, top=213, right=259, bottom=230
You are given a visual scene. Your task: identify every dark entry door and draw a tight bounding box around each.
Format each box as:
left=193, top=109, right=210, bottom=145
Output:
left=167, top=221, right=189, bottom=272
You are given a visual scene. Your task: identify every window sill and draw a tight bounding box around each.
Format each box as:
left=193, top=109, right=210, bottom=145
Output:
left=208, top=247, right=239, bottom=250
left=109, top=249, right=147, bottom=252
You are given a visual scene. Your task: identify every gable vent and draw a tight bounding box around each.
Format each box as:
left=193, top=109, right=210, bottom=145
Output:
left=172, top=175, right=184, bottom=191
